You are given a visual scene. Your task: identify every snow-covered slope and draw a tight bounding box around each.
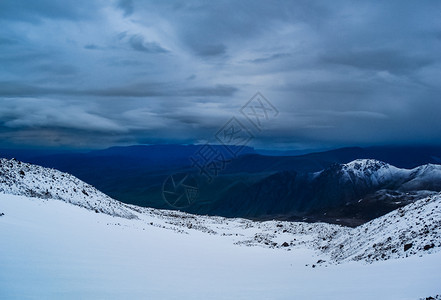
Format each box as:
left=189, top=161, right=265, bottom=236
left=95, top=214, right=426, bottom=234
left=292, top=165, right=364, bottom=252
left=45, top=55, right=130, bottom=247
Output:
left=402, top=164, right=441, bottom=191
left=323, top=193, right=441, bottom=263
left=1, top=158, right=441, bottom=298
left=1, top=193, right=441, bottom=299
left=0, top=158, right=136, bottom=219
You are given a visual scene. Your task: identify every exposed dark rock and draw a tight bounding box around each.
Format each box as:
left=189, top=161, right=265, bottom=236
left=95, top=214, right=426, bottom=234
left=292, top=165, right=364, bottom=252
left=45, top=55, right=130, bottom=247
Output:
left=423, top=244, right=435, bottom=250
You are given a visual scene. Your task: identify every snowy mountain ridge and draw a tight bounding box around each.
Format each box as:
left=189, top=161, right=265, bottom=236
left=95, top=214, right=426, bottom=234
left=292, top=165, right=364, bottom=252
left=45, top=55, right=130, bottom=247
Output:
left=338, top=158, right=441, bottom=190
left=0, top=158, right=137, bottom=219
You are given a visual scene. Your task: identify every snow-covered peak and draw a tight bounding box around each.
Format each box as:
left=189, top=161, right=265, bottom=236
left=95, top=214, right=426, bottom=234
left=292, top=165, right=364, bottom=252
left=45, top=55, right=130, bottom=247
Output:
left=336, top=159, right=406, bottom=187
left=342, top=159, right=441, bottom=180
left=339, top=159, right=441, bottom=191
left=342, top=159, right=390, bottom=172
left=0, top=158, right=137, bottom=219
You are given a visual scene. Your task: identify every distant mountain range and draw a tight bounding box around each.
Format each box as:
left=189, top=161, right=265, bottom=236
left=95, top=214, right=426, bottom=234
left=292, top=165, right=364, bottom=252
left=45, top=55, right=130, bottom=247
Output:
left=210, top=159, right=441, bottom=226
left=1, top=145, right=441, bottom=225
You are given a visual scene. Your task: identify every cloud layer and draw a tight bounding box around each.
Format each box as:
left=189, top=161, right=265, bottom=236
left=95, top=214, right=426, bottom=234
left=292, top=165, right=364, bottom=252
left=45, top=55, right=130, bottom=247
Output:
left=1, top=0, right=440, bottom=149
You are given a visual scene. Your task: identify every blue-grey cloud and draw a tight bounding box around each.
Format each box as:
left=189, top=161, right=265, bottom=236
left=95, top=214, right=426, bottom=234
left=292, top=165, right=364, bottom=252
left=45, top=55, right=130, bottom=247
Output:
left=321, top=49, right=434, bottom=74
left=128, top=35, right=168, bottom=53
left=0, top=81, right=237, bottom=98
left=0, top=0, right=441, bottom=149
left=0, top=0, right=100, bottom=22
left=249, top=53, right=292, bottom=64
left=0, top=37, right=17, bottom=45
left=84, top=44, right=100, bottom=50
left=194, top=44, right=227, bottom=57
left=117, top=0, right=134, bottom=17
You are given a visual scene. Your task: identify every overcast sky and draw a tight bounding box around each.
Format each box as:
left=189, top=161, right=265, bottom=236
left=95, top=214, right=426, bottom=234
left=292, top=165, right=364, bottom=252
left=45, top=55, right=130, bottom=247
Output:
left=1, top=0, right=440, bottom=150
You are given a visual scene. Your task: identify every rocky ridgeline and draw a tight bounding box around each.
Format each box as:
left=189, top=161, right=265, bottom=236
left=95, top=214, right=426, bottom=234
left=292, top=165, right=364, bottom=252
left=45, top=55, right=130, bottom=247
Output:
left=0, top=158, right=137, bottom=219
left=323, top=192, right=441, bottom=263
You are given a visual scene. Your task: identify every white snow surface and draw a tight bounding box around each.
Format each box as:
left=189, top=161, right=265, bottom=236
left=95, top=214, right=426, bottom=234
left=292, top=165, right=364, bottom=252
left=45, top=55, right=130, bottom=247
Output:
left=1, top=158, right=441, bottom=299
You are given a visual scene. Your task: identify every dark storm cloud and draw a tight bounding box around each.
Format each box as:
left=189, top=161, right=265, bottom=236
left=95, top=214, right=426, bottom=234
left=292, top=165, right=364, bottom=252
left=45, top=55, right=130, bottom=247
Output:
left=0, top=82, right=50, bottom=97
left=128, top=35, right=168, bottom=53
left=292, top=79, right=374, bottom=95
left=0, top=0, right=441, bottom=149
left=33, top=64, right=77, bottom=76
left=180, top=85, right=237, bottom=97
left=84, top=44, right=100, bottom=50
left=321, top=49, right=434, bottom=75
left=0, top=37, right=17, bottom=45
left=0, top=81, right=237, bottom=98
left=250, top=53, right=292, bottom=64
left=0, top=0, right=100, bottom=22
left=194, top=44, right=227, bottom=57
left=117, top=0, right=134, bottom=17
left=85, top=83, right=237, bottom=98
